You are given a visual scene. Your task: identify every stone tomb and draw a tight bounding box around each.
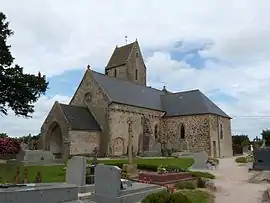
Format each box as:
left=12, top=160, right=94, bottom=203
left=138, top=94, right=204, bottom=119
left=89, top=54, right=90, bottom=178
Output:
left=89, top=164, right=165, bottom=203
left=0, top=183, right=79, bottom=203
left=16, top=150, right=54, bottom=162
left=253, top=148, right=270, bottom=170
left=138, top=171, right=195, bottom=185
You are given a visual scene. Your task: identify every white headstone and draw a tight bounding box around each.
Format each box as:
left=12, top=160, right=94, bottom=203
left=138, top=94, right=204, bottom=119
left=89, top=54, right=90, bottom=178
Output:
left=66, top=156, right=86, bottom=186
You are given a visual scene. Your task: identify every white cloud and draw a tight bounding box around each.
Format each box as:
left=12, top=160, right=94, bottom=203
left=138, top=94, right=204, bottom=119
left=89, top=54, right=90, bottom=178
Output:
left=0, top=95, right=70, bottom=137
left=1, top=0, right=270, bottom=138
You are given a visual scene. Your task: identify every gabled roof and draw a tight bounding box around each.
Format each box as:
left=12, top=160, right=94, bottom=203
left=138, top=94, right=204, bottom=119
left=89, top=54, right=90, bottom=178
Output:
left=59, top=104, right=101, bottom=131
left=161, top=90, right=231, bottom=118
left=105, top=42, right=135, bottom=69
left=91, top=70, right=231, bottom=119
left=92, top=71, right=164, bottom=111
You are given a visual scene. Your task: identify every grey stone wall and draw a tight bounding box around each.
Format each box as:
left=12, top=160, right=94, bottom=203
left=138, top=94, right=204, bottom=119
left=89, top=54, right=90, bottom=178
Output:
left=106, top=42, right=146, bottom=86
left=160, top=115, right=212, bottom=155
left=69, top=130, right=100, bottom=155
left=69, top=69, right=110, bottom=156
left=209, top=115, right=233, bottom=157
left=40, top=101, right=71, bottom=159
left=108, top=103, right=164, bottom=155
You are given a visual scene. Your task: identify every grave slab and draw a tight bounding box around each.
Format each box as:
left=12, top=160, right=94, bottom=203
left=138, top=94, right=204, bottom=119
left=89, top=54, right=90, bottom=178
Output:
left=0, top=183, right=78, bottom=203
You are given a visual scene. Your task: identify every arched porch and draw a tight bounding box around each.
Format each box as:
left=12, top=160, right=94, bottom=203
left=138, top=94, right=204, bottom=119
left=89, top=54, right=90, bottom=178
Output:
left=45, top=121, right=64, bottom=159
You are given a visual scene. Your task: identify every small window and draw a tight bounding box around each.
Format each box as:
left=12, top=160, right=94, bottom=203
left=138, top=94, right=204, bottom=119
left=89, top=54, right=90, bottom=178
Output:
left=136, top=52, right=139, bottom=57
left=180, top=124, right=185, bottom=139
left=84, top=92, right=92, bottom=104
left=114, top=69, right=117, bottom=77
left=220, top=124, right=223, bottom=139
left=154, top=125, right=158, bottom=139
left=135, top=69, right=138, bottom=80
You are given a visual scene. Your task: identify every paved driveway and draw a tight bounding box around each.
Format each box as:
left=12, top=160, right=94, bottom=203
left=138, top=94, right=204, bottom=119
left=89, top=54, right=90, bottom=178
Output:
left=209, top=158, right=269, bottom=203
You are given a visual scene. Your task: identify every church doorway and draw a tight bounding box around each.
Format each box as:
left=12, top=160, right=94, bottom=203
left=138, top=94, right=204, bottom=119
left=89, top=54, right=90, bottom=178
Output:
left=46, top=122, right=63, bottom=159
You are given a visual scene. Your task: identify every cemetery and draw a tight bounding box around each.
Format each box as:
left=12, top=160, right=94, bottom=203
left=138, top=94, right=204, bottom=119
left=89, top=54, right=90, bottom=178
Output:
left=0, top=144, right=216, bottom=203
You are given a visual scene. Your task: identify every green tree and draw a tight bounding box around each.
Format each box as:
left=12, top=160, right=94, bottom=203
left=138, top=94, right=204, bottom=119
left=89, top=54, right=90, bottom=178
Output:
left=0, top=12, right=48, bottom=117
left=0, top=133, right=8, bottom=138
left=232, top=134, right=250, bottom=155
left=261, top=129, right=270, bottom=146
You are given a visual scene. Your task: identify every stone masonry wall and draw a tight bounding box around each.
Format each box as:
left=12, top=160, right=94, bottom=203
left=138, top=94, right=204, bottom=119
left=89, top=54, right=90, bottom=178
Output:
left=40, top=102, right=71, bottom=159
left=209, top=115, right=233, bottom=157
left=69, top=130, right=100, bottom=155
left=106, top=42, right=146, bottom=86
left=106, top=65, right=127, bottom=80
left=108, top=103, right=164, bottom=155
left=125, top=42, right=146, bottom=86
left=160, top=115, right=211, bottom=155
left=69, top=69, right=111, bottom=156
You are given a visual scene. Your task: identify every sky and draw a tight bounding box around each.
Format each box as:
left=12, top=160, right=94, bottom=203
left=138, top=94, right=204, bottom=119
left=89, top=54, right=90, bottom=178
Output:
left=1, top=0, right=270, bottom=139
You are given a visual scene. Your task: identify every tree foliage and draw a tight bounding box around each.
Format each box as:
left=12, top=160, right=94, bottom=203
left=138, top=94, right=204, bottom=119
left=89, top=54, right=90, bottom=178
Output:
left=261, top=129, right=270, bottom=146
left=0, top=12, right=48, bottom=117
left=0, top=137, right=20, bottom=155
left=232, top=134, right=250, bottom=155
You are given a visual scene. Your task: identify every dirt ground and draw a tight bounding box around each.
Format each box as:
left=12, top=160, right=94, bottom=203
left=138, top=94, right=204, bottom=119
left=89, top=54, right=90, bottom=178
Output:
left=208, top=158, right=269, bottom=203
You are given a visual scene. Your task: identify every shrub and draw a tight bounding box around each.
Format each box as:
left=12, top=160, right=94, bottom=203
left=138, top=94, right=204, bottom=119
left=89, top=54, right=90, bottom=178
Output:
left=0, top=137, right=21, bottom=156
left=170, top=192, right=191, bottom=203
left=142, top=191, right=171, bottom=203
left=189, top=171, right=215, bottom=179
left=235, top=156, right=247, bottom=163
left=142, top=190, right=191, bottom=203
left=197, top=177, right=206, bottom=188
left=175, top=181, right=196, bottom=190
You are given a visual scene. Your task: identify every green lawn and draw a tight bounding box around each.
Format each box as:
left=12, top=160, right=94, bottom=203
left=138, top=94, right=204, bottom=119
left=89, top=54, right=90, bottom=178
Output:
left=0, top=164, right=66, bottom=183
left=0, top=158, right=194, bottom=183
left=181, top=189, right=213, bottom=203
left=96, top=157, right=194, bottom=168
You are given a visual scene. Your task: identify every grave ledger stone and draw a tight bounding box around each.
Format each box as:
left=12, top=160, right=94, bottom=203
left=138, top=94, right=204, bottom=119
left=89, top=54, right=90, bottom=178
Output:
left=253, top=147, right=270, bottom=170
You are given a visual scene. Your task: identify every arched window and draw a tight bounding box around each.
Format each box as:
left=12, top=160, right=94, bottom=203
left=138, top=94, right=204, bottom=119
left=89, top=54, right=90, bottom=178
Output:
left=154, top=125, right=158, bottom=139
left=180, top=124, right=185, bottom=139
left=220, top=124, right=223, bottom=139
left=114, top=69, right=117, bottom=77
left=135, top=69, right=138, bottom=80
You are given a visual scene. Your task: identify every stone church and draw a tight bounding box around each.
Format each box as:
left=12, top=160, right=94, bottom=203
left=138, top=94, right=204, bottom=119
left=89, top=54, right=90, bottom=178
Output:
left=39, top=40, right=233, bottom=159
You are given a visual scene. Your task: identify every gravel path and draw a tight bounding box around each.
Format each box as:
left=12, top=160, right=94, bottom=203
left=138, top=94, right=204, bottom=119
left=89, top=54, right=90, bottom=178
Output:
left=209, top=158, right=269, bottom=203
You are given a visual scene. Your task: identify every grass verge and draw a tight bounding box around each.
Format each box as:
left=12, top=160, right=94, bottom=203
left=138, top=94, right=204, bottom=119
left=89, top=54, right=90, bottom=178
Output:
left=0, top=157, right=194, bottom=183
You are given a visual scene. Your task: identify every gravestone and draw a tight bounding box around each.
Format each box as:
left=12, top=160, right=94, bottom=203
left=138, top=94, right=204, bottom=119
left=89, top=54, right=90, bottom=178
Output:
left=66, top=156, right=86, bottom=186
left=253, top=148, right=270, bottom=170
left=191, top=151, right=209, bottom=169
left=93, top=164, right=122, bottom=203
left=90, top=164, right=166, bottom=203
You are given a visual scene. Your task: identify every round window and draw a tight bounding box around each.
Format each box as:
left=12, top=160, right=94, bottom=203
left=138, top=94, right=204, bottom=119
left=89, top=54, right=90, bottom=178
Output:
left=84, top=92, right=92, bottom=103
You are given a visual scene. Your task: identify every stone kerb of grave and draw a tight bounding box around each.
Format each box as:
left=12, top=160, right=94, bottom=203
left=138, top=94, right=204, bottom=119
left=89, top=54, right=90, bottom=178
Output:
left=90, top=164, right=166, bottom=203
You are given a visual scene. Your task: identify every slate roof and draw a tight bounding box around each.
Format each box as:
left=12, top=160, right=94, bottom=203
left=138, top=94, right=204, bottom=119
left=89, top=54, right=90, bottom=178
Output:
left=161, top=90, right=230, bottom=118
left=59, top=104, right=101, bottom=131
left=92, top=71, right=164, bottom=111
left=91, top=71, right=231, bottom=118
left=105, top=42, right=135, bottom=69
